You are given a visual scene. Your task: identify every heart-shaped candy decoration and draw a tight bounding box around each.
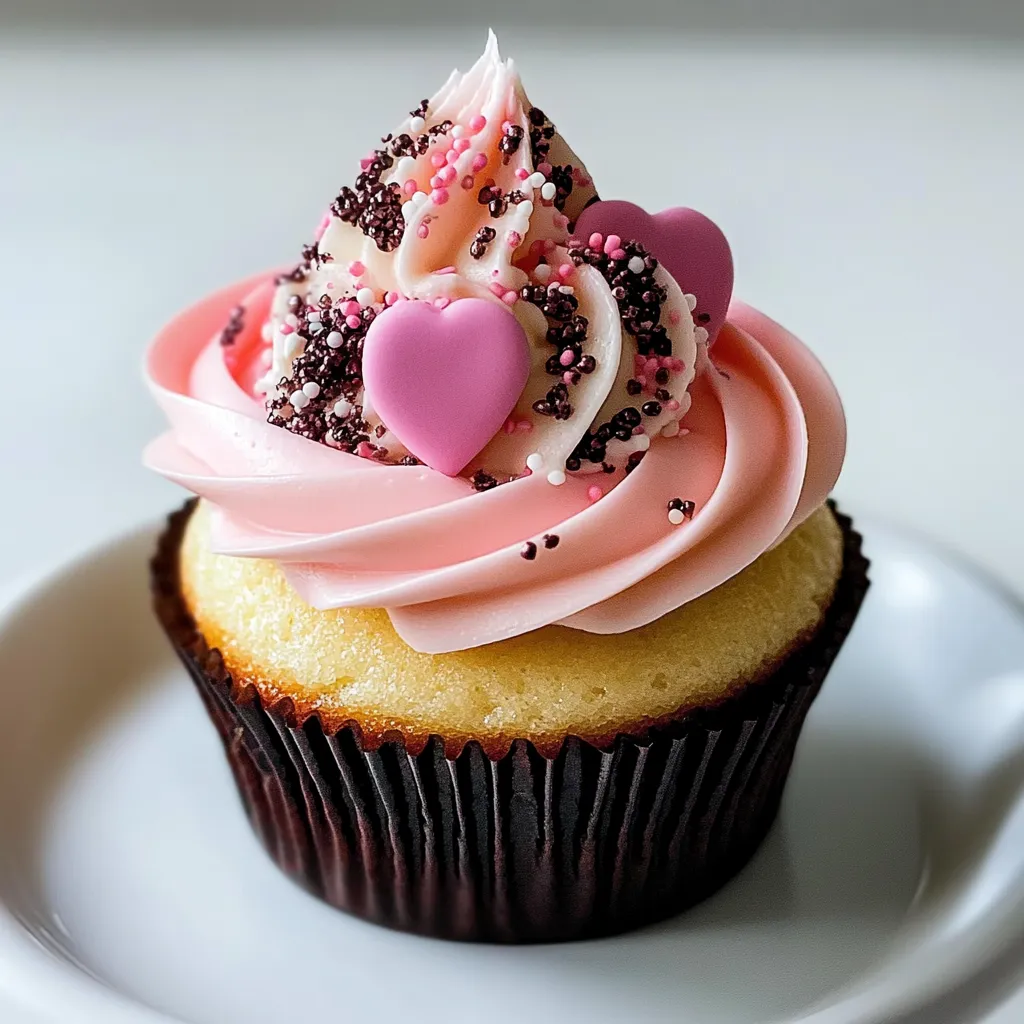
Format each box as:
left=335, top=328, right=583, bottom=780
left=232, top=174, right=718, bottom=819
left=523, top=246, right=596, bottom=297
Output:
left=362, top=298, right=531, bottom=477
left=574, top=201, right=733, bottom=345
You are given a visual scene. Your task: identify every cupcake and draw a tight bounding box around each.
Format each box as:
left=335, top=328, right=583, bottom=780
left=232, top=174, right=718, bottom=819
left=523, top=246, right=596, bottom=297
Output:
left=146, top=33, right=867, bottom=943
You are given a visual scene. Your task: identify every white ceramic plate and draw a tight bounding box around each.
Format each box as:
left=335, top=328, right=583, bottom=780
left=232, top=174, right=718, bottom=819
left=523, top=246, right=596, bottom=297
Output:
left=0, top=517, right=1023, bottom=1024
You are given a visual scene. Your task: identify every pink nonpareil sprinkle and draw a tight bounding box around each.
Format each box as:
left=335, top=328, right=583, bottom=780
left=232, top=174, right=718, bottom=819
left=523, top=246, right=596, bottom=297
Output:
left=501, top=290, right=519, bottom=306
left=553, top=213, right=570, bottom=230
left=345, top=314, right=362, bottom=329
left=668, top=357, right=685, bottom=372
left=439, top=165, right=457, bottom=184
left=417, top=224, right=429, bottom=239
left=562, top=371, right=575, bottom=384
left=603, top=234, right=621, bottom=255
left=669, top=309, right=681, bottom=325
left=537, top=162, right=552, bottom=176
left=556, top=263, right=574, bottom=281
left=326, top=281, right=335, bottom=289
left=461, top=175, right=475, bottom=190
left=355, top=442, right=375, bottom=458
left=348, top=261, right=365, bottom=277
left=515, top=168, right=529, bottom=181
left=403, top=179, right=418, bottom=196
left=559, top=349, right=574, bottom=367
left=610, top=248, right=626, bottom=261
left=343, top=300, right=361, bottom=316
left=587, top=484, right=603, bottom=503
left=504, top=419, right=516, bottom=435
left=502, top=120, right=512, bottom=132
left=515, top=419, right=533, bottom=433
left=471, top=153, right=488, bottom=172
left=469, top=114, right=487, bottom=132
left=435, top=266, right=456, bottom=275
left=543, top=239, right=556, bottom=253
left=430, top=151, right=446, bottom=168
left=279, top=323, right=294, bottom=335
left=385, top=290, right=400, bottom=305
left=429, top=174, right=444, bottom=189
left=666, top=399, right=680, bottom=411
left=489, top=281, right=506, bottom=296
left=645, top=357, right=660, bottom=374
left=445, top=149, right=459, bottom=166
left=507, top=230, right=522, bottom=248
left=454, top=138, right=471, bottom=153
left=430, top=188, right=450, bottom=205
left=588, top=232, right=604, bottom=249
left=633, top=425, right=646, bottom=435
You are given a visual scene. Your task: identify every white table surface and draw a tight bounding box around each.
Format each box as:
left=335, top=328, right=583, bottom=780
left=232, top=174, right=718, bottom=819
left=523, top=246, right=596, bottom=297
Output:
left=2, top=26, right=1023, bottom=1023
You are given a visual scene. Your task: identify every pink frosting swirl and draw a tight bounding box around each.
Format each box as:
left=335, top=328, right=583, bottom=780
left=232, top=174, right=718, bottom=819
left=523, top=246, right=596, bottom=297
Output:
left=144, top=37, right=845, bottom=654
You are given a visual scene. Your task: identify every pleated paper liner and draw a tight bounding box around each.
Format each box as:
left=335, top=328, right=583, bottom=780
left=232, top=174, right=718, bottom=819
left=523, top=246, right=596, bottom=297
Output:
left=151, top=500, right=868, bottom=943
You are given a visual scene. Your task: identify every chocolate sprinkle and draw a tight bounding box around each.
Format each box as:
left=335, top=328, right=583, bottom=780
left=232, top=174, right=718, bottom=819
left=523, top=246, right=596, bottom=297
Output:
left=470, top=226, right=497, bottom=260
left=470, top=470, right=499, bottom=492
left=543, top=533, right=560, bottom=549
left=219, top=305, right=245, bottom=347
left=520, top=541, right=538, bottom=561
left=498, top=123, right=525, bottom=163
left=667, top=498, right=696, bottom=520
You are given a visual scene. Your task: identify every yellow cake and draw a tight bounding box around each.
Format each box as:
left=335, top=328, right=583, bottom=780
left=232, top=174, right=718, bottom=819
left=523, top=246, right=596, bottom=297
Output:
left=181, top=500, right=844, bottom=753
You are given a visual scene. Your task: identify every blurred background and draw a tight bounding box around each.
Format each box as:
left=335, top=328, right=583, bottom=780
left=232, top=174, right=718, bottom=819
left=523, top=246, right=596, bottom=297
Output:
left=1, top=0, right=1023, bottom=593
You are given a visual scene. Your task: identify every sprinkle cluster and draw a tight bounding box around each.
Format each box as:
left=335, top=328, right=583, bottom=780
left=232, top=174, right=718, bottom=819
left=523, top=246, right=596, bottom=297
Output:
left=569, top=234, right=672, bottom=356
left=519, top=276, right=596, bottom=424
left=266, top=291, right=383, bottom=456
left=331, top=103, right=452, bottom=252
left=526, top=108, right=577, bottom=212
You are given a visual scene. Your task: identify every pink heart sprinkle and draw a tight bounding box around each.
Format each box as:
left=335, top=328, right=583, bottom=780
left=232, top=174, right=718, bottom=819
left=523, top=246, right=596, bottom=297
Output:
left=362, top=298, right=531, bottom=477
left=574, top=201, right=733, bottom=345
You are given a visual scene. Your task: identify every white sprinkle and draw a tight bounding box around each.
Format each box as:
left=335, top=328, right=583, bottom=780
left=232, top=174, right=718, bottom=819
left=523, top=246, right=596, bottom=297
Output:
left=661, top=420, right=681, bottom=438
left=634, top=434, right=651, bottom=452
left=627, top=256, right=645, bottom=274
left=684, top=293, right=697, bottom=311
left=451, top=124, right=464, bottom=138
left=558, top=285, right=574, bottom=295
left=333, top=399, right=353, bottom=418
left=533, top=264, right=551, bottom=283
left=326, top=331, right=344, bottom=349
left=547, top=469, right=567, bottom=486
left=409, top=116, right=425, bottom=132
left=307, top=312, right=321, bottom=322
left=517, top=200, right=534, bottom=218
left=525, top=452, right=544, bottom=472
left=527, top=171, right=546, bottom=189
left=668, top=508, right=685, bottom=525
left=261, top=322, right=273, bottom=342
left=289, top=390, right=310, bottom=410
left=412, top=190, right=428, bottom=205
left=285, top=313, right=300, bottom=328
left=253, top=376, right=270, bottom=394
left=308, top=320, right=323, bottom=334
left=695, top=326, right=709, bottom=344
left=302, top=381, right=320, bottom=399
left=357, top=287, right=375, bottom=306
left=284, top=334, right=301, bottom=358
left=540, top=182, right=557, bottom=201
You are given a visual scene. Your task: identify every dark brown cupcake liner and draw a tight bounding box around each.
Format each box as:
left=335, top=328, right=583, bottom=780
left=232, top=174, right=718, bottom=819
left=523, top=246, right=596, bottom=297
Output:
left=151, top=500, right=868, bottom=943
